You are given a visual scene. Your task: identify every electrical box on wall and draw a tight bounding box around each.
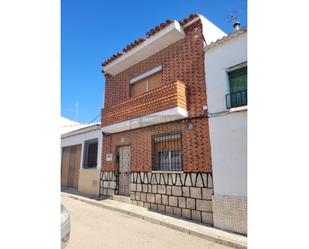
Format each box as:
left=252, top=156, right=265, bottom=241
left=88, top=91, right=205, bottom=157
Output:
left=106, top=154, right=112, bottom=161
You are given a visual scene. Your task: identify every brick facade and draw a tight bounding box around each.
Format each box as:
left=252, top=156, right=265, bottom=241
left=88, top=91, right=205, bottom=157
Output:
left=103, top=20, right=207, bottom=118
left=102, top=19, right=211, bottom=172
left=100, top=18, right=213, bottom=225
left=102, top=80, right=187, bottom=127
left=102, top=118, right=211, bottom=172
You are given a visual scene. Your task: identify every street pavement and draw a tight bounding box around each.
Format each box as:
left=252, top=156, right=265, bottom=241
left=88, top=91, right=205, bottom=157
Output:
left=62, top=195, right=234, bottom=249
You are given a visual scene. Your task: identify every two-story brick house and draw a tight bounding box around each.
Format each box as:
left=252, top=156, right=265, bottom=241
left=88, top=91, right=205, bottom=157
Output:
left=100, top=14, right=226, bottom=225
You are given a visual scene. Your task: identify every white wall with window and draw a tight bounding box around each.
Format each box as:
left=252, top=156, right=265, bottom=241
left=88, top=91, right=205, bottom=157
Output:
left=204, top=28, right=247, bottom=234
left=61, top=123, right=102, bottom=196
left=205, top=30, right=247, bottom=114
left=61, top=124, right=102, bottom=170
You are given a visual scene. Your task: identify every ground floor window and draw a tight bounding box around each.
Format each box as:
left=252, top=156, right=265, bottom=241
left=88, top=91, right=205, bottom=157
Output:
left=152, top=132, right=182, bottom=171
left=83, top=139, right=98, bottom=168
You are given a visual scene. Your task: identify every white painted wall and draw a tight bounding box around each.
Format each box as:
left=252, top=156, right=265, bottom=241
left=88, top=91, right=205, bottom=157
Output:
left=205, top=31, right=247, bottom=197
left=205, top=32, right=247, bottom=114
left=199, top=15, right=226, bottom=46
left=209, top=112, right=247, bottom=196
left=61, top=128, right=102, bottom=170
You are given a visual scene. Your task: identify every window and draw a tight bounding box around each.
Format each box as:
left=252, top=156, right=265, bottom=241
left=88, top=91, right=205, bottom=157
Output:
left=226, top=66, right=247, bottom=108
left=130, top=71, right=162, bottom=97
left=152, top=132, right=182, bottom=171
left=83, top=139, right=98, bottom=168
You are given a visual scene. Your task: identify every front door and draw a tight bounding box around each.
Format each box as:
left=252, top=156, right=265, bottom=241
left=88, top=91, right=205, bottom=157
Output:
left=118, top=145, right=131, bottom=196
left=61, top=145, right=81, bottom=188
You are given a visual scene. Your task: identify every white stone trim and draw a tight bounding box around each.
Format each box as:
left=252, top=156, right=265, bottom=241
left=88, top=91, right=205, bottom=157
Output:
left=229, top=105, right=247, bottom=113
left=101, top=107, right=188, bottom=134
left=130, top=65, right=162, bottom=84
left=182, top=16, right=200, bottom=28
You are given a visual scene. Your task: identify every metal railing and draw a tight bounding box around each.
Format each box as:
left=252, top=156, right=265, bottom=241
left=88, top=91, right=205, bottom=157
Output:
left=226, top=89, right=247, bottom=109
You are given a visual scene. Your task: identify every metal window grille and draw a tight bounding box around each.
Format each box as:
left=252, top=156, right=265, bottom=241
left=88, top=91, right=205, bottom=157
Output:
left=152, top=132, right=183, bottom=171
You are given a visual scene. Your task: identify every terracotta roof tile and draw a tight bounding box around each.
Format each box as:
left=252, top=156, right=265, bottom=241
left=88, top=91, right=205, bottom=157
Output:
left=123, top=38, right=146, bottom=53
left=101, top=13, right=200, bottom=69
left=179, top=13, right=199, bottom=26
left=146, top=19, right=173, bottom=38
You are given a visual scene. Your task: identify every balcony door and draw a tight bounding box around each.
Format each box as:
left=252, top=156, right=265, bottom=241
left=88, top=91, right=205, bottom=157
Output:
left=118, top=145, right=131, bottom=196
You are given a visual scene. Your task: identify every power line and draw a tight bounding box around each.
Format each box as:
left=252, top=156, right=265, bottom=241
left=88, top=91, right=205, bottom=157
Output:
left=88, top=112, right=101, bottom=124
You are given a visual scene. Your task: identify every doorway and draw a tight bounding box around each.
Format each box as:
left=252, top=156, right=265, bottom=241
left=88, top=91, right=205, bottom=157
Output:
left=61, top=145, right=81, bottom=188
left=118, top=145, right=131, bottom=196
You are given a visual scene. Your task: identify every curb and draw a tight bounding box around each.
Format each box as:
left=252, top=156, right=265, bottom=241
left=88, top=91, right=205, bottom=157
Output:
left=62, top=192, right=247, bottom=249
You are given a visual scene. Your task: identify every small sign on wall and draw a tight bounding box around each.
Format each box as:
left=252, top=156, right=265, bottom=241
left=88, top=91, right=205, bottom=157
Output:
left=106, top=154, right=113, bottom=161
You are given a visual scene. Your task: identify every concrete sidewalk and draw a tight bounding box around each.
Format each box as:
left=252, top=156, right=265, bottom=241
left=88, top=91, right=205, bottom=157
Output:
left=61, top=191, right=247, bottom=249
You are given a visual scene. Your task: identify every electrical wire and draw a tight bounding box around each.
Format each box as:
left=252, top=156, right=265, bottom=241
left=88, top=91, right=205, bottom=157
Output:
left=88, top=112, right=101, bottom=124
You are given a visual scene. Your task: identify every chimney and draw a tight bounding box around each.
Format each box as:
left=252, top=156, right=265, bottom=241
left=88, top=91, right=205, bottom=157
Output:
left=233, top=16, right=240, bottom=31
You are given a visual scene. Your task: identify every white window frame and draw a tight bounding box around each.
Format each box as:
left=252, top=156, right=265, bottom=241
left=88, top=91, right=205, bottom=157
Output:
left=129, top=65, right=162, bottom=84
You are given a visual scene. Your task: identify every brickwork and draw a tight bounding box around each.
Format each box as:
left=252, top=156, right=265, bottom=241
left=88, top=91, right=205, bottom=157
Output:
left=102, top=19, right=207, bottom=119
left=101, top=19, right=211, bottom=173
left=100, top=19, right=214, bottom=223
left=102, top=81, right=187, bottom=127
left=102, top=118, right=211, bottom=172
left=100, top=171, right=214, bottom=225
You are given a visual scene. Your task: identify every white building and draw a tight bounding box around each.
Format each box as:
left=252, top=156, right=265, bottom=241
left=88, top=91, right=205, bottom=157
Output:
left=205, top=27, right=247, bottom=234
left=61, top=117, right=102, bottom=196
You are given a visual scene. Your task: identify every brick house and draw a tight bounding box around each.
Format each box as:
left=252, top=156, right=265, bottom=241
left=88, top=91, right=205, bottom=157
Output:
left=100, top=14, right=226, bottom=225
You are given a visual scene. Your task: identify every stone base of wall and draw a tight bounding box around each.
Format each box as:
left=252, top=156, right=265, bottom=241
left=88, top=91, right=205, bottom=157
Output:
left=212, top=195, right=247, bottom=235
left=100, top=171, right=118, bottom=198
left=100, top=171, right=214, bottom=225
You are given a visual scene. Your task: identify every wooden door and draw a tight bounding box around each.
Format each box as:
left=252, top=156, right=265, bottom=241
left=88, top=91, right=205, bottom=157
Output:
left=67, top=147, right=76, bottom=186
left=61, top=145, right=81, bottom=188
left=61, top=147, right=70, bottom=186
left=118, top=146, right=131, bottom=196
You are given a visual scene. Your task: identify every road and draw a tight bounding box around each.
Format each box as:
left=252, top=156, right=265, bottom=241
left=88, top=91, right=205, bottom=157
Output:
left=62, top=195, right=233, bottom=249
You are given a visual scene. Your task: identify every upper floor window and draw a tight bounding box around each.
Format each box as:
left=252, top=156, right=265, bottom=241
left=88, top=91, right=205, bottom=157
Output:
left=226, top=66, right=247, bottom=109
left=152, top=132, right=182, bottom=171
left=130, top=67, right=162, bottom=97
left=83, top=139, right=98, bottom=169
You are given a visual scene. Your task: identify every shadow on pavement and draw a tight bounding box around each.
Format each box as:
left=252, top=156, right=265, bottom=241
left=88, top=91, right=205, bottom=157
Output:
left=61, top=187, right=105, bottom=201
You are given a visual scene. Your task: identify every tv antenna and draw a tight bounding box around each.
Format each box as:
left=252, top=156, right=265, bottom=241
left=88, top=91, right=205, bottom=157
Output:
left=74, top=102, right=79, bottom=122
left=227, top=11, right=240, bottom=31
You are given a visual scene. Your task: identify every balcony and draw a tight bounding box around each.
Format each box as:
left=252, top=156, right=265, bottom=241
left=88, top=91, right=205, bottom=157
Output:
left=101, top=80, right=188, bottom=133
left=226, top=90, right=247, bottom=109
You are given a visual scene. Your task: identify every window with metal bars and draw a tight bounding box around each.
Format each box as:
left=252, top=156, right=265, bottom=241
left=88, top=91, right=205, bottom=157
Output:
left=152, top=132, right=182, bottom=171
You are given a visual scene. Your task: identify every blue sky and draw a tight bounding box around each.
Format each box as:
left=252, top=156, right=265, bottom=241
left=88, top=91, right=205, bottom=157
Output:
left=61, top=0, right=247, bottom=123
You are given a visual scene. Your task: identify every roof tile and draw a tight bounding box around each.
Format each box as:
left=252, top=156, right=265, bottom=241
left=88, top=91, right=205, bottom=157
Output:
left=101, top=13, right=200, bottom=69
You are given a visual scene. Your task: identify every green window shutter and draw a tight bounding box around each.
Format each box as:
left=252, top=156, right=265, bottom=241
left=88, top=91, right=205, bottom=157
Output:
left=228, top=67, right=247, bottom=93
